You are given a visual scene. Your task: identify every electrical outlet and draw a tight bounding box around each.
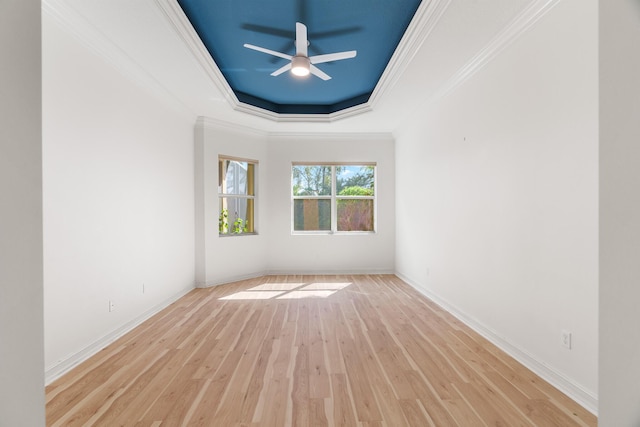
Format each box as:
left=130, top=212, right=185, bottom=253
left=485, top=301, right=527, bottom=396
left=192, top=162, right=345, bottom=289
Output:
left=561, top=330, right=572, bottom=349
left=109, top=300, right=115, bottom=312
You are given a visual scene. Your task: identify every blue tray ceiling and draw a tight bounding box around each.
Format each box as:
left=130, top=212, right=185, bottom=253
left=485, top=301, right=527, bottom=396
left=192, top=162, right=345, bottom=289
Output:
left=177, top=0, right=422, bottom=114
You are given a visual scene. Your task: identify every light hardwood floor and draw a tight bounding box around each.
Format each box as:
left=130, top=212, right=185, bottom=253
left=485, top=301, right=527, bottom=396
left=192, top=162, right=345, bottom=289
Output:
left=45, top=275, right=596, bottom=426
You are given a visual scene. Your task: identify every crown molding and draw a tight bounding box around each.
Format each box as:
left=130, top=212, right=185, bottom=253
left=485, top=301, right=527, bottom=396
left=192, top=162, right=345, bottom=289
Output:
left=267, top=131, right=395, bottom=141
left=197, top=116, right=394, bottom=141
left=45, top=0, right=560, bottom=125
left=154, top=0, right=240, bottom=108
left=154, top=0, right=444, bottom=123
left=396, top=0, right=563, bottom=130
left=369, top=0, right=452, bottom=107
left=42, top=0, right=195, bottom=120
left=230, top=102, right=374, bottom=123
left=155, top=0, right=374, bottom=122
left=197, top=116, right=268, bottom=137
left=433, top=0, right=562, bottom=102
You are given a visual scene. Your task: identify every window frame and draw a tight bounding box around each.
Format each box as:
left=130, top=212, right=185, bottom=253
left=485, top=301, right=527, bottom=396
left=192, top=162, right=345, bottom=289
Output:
left=218, top=155, right=258, bottom=237
left=291, top=162, right=376, bottom=235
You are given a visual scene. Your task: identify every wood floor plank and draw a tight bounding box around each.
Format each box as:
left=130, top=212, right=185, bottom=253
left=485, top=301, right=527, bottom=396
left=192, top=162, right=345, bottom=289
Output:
left=308, top=300, right=331, bottom=399
left=393, top=324, right=457, bottom=400
left=338, top=335, right=383, bottom=422
left=186, top=349, right=246, bottom=426
left=329, top=373, right=357, bottom=426
left=46, top=275, right=596, bottom=426
left=291, top=340, right=310, bottom=426
left=442, top=395, right=487, bottom=426
left=157, top=378, right=207, bottom=426
left=211, top=304, right=278, bottom=425
left=309, top=398, right=329, bottom=427
left=404, top=369, right=459, bottom=426
left=239, top=303, right=287, bottom=425
left=260, top=378, right=291, bottom=427
left=47, top=351, right=129, bottom=425
left=367, top=329, right=416, bottom=399
left=90, top=350, right=175, bottom=426
left=319, top=303, right=345, bottom=375
left=350, top=323, right=408, bottom=424
left=399, top=399, right=434, bottom=427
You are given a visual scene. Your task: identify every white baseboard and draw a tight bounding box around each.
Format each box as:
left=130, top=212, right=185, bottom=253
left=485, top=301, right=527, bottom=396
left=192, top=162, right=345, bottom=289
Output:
left=44, top=286, right=194, bottom=385
left=197, top=269, right=396, bottom=288
left=265, top=268, right=395, bottom=276
left=197, top=271, right=268, bottom=288
left=395, top=272, right=598, bottom=416
left=47, top=272, right=594, bottom=412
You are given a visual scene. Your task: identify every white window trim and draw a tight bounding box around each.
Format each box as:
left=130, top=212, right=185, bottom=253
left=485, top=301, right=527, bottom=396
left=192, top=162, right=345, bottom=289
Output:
left=291, top=163, right=377, bottom=235
left=219, top=156, right=258, bottom=236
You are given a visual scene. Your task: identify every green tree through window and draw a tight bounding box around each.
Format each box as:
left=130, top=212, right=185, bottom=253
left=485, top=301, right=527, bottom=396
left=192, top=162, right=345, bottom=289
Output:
left=292, top=164, right=375, bottom=233
left=219, top=157, right=257, bottom=235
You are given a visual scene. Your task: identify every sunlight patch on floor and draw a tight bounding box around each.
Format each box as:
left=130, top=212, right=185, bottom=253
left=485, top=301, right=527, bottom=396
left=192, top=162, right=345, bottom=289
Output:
left=219, top=282, right=352, bottom=300
left=248, top=283, right=305, bottom=291
left=276, top=290, right=337, bottom=299
left=219, top=291, right=285, bottom=300
left=301, top=282, right=351, bottom=291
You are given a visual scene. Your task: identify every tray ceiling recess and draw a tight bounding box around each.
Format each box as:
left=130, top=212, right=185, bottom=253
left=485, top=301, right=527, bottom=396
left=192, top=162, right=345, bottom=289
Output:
left=172, top=0, right=423, bottom=118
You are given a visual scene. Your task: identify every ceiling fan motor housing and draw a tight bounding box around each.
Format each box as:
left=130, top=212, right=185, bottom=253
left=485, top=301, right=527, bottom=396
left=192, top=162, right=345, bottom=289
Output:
left=291, top=55, right=311, bottom=76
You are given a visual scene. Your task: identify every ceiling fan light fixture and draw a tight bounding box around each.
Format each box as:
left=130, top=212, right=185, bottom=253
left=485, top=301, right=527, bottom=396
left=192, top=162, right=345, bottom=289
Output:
left=244, top=22, right=356, bottom=81
left=291, top=55, right=310, bottom=77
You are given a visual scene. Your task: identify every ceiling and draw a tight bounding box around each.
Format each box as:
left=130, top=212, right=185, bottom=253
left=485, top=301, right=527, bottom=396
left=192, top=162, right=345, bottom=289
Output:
left=42, top=0, right=540, bottom=134
left=175, top=0, right=421, bottom=115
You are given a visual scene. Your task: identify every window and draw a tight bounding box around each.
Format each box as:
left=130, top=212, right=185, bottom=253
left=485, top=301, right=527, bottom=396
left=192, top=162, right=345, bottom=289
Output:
left=219, top=157, right=257, bottom=235
left=292, top=164, right=375, bottom=233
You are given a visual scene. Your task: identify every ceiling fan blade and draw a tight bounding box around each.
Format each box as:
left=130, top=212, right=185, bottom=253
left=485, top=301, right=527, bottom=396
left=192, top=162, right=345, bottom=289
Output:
left=243, top=44, right=292, bottom=61
left=295, top=22, right=308, bottom=57
left=310, top=50, right=357, bottom=64
left=310, top=64, right=331, bottom=81
left=271, top=63, right=292, bottom=76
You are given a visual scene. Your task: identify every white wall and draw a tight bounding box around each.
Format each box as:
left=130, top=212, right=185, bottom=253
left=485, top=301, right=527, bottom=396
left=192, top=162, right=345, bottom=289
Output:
left=0, top=1, right=45, bottom=425
left=194, top=118, right=269, bottom=286
left=266, top=134, right=395, bottom=274
left=195, top=125, right=394, bottom=282
left=42, top=16, right=195, bottom=379
left=599, top=1, right=640, bottom=425
left=395, top=0, right=598, bottom=412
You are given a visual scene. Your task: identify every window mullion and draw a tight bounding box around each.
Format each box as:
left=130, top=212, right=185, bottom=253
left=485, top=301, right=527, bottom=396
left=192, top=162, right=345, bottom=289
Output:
left=219, top=156, right=257, bottom=236
left=291, top=163, right=375, bottom=234
left=331, top=166, right=337, bottom=232
left=293, top=196, right=332, bottom=200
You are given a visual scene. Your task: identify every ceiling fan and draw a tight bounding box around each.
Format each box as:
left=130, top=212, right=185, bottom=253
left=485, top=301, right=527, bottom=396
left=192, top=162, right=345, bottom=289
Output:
left=243, top=22, right=357, bottom=81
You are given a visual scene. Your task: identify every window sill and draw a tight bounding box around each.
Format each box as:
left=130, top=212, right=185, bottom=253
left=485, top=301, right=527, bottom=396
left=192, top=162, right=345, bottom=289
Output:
left=218, top=232, right=259, bottom=238
left=291, top=231, right=376, bottom=236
